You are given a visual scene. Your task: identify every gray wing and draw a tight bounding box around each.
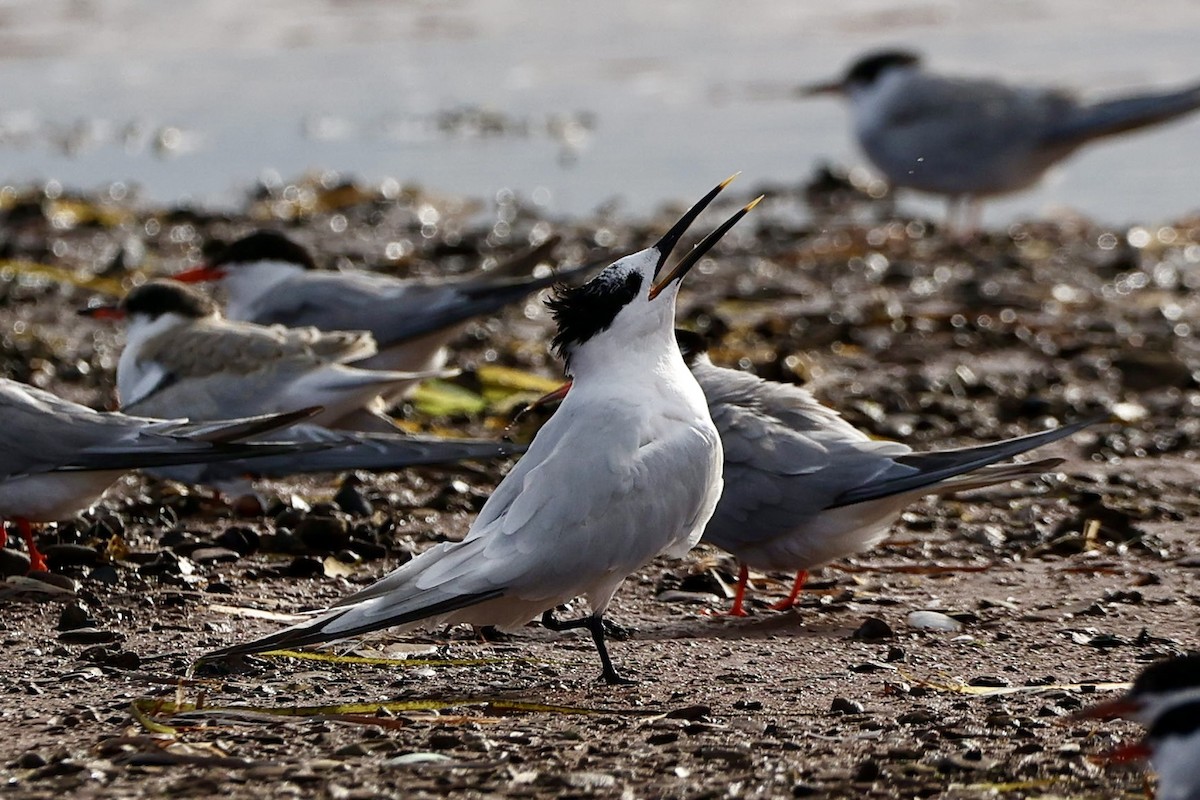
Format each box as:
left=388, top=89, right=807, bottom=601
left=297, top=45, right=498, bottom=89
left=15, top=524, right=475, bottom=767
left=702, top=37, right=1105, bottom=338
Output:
left=700, top=393, right=908, bottom=552
left=246, top=260, right=598, bottom=348
left=148, top=424, right=526, bottom=484
left=0, top=379, right=319, bottom=477
left=136, top=318, right=377, bottom=381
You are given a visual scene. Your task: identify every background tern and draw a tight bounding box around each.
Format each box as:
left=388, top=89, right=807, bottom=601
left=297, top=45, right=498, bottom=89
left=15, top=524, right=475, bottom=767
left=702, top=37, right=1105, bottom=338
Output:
left=171, top=231, right=597, bottom=422
left=1076, top=655, right=1200, bottom=800
left=0, top=378, right=318, bottom=572
left=803, top=50, right=1200, bottom=225
left=203, top=178, right=761, bottom=684
left=82, top=280, right=449, bottom=431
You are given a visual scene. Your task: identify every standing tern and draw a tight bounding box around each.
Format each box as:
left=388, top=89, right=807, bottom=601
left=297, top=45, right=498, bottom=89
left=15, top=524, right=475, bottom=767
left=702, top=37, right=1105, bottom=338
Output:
left=203, top=178, right=761, bottom=684
left=81, top=280, right=449, bottom=430
left=803, top=50, right=1200, bottom=224
left=170, top=231, right=596, bottom=419
left=0, top=378, right=319, bottom=572
left=529, top=330, right=1090, bottom=616
left=1076, top=655, right=1200, bottom=800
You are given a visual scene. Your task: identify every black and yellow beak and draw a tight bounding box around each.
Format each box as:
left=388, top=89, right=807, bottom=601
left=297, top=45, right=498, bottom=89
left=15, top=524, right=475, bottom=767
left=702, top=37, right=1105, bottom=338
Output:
left=648, top=181, right=762, bottom=301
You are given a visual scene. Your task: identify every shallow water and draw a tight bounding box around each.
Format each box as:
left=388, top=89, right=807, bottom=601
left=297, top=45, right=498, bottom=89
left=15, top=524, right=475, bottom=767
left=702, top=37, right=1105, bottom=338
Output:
left=1, top=0, right=1198, bottom=225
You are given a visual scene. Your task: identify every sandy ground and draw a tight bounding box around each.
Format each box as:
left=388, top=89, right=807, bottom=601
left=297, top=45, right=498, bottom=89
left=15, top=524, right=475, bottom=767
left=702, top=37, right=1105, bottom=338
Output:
left=1, top=176, right=1197, bottom=798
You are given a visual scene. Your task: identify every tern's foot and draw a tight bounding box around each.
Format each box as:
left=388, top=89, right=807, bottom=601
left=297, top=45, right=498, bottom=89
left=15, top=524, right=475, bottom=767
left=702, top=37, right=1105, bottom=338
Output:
left=600, top=667, right=637, bottom=686
left=767, top=598, right=797, bottom=612
left=702, top=604, right=749, bottom=618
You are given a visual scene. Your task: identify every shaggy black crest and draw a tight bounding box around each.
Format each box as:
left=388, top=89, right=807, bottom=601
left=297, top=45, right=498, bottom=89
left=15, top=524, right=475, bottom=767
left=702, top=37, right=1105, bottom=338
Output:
left=210, top=231, right=317, bottom=270
left=844, top=50, right=921, bottom=87
left=1130, top=654, right=1200, bottom=698
left=547, top=269, right=643, bottom=360
left=121, top=280, right=216, bottom=319
left=674, top=329, right=710, bottom=367
left=1148, top=699, right=1200, bottom=740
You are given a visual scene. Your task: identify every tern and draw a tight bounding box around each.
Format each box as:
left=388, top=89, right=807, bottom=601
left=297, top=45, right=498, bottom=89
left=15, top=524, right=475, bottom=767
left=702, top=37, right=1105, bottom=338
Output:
left=171, top=231, right=597, bottom=423
left=529, top=330, right=1090, bottom=616
left=203, top=178, right=761, bottom=684
left=803, top=50, right=1200, bottom=224
left=1076, top=655, right=1200, bottom=800
left=81, top=280, right=449, bottom=430
left=0, top=378, right=318, bottom=572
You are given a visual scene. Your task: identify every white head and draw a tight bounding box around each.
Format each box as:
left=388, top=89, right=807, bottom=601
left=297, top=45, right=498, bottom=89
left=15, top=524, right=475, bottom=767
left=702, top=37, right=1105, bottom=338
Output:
left=546, top=178, right=759, bottom=380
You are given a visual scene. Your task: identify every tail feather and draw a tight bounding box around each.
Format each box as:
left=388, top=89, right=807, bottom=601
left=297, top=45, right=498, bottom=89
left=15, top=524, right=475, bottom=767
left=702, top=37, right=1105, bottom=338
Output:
left=202, top=588, right=505, bottom=660
left=1042, top=84, right=1200, bottom=147
left=830, top=419, right=1095, bottom=508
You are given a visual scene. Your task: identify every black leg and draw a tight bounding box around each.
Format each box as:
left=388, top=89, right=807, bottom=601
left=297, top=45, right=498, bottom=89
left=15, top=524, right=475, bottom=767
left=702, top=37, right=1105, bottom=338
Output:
left=541, top=610, right=635, bottom=685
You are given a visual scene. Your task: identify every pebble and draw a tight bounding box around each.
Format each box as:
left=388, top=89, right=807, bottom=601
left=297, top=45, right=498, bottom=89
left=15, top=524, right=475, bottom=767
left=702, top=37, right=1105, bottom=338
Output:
left=216, top=526, right=261, bottom=555
left=0, top=548, right=31, bottom=577
left=830, top=697, right=865, bottom=715
left=334, top=479, right=373, bottom=517
left=42, top=543, right=98, bottom=567
left=851, top=617, right=894, bottom=640
left=57, top=603, right=94, bottom=631
left=58, top=627, right=120, bottom=645
left=906, top=611, right=964, bottom=632
left=296, top=516, right=351, bottom=552
left=190, top=546, right=241, bottom=564
left=383, top=752, right=455, bottom=767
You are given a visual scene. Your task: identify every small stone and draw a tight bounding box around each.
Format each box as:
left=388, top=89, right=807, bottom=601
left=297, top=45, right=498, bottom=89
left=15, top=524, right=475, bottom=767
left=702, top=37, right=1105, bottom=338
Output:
left=57, top=603, right=94, bottom=631
left=854, top=759, right=881, bottom=782
left=565, top=772, right=617, bottom=790
left=190, top=547, right=241, bottom=564
left=17, top=751, right=47, bottom=769
left=0, top=548, right=31, bottom=577
left=830, top=697, right=865, bottom=715
left=295, top=516, right=350, bottom=552
left=284, top=556, right=324, bottom=578
left=969, top=675, right=1010, bottom=688
left=87, top=565, right=119, bottom=584
left=216, top=526, right=260, bottom=556
left=906, top=611, right=964, bottom=632
left=665, top=704, right=712, bottom=721
left=383, top=752, right=455, bottom=767
left=334, top=479, right=373, bottom=517
left=42, top=543, right=98, bottom=568
left=58, top=628, right=120, bottom=645
left=851, top=616, right=894, bottom=640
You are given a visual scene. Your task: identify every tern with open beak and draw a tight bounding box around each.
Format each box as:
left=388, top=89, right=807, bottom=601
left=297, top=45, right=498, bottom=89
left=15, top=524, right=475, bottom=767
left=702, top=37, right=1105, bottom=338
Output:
left=204, top=178, right=762, bottom=684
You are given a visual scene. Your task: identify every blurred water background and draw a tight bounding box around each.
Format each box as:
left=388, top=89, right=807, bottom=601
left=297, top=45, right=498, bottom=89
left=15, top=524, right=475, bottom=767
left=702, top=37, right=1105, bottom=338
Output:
left=0, top=0, right=1198, bottom=225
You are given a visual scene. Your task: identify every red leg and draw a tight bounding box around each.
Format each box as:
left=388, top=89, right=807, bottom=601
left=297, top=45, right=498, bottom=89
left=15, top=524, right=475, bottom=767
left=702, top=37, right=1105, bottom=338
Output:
left=0, top=520, right=7, bottom=549
left=768, top=570, right=809, bottom=611
left=703, top=563, right=751, bottom=617
left=18, top=518, right=48, bottom=573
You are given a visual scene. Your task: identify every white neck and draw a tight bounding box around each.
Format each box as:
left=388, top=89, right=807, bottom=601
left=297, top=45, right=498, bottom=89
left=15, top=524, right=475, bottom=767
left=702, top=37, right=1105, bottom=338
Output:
left=222, top=261, right=303, bottom=320
left=117, top=312, right=190, bottom=405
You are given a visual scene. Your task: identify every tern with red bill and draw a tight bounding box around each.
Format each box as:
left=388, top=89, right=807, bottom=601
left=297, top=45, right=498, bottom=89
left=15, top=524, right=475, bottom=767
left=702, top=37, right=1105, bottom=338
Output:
left=204, top=178, right=761, bottom=684
left=82, top=280, right=450, bottom=430
left=1076, top=655, right=1200, bottom=800
left=0, top=378, right=319, bottom=572
left=171, top=232, right=596, bottom=425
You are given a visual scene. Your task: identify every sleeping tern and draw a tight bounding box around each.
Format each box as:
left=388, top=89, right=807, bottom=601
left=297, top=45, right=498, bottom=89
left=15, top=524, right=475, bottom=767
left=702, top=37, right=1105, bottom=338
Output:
left=0, top=378, right=318, bottom=572
left=528, top=330, right=1090, bottom=616
left=203, top=178, right=761, bottom=683
left=1076, top=655, right=1200, bottom=800
left=171, top=231, right=596, bottom=422
left=803, top=50, right=1200, bottom=224
left=81, top=280, right=449, bottom=430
